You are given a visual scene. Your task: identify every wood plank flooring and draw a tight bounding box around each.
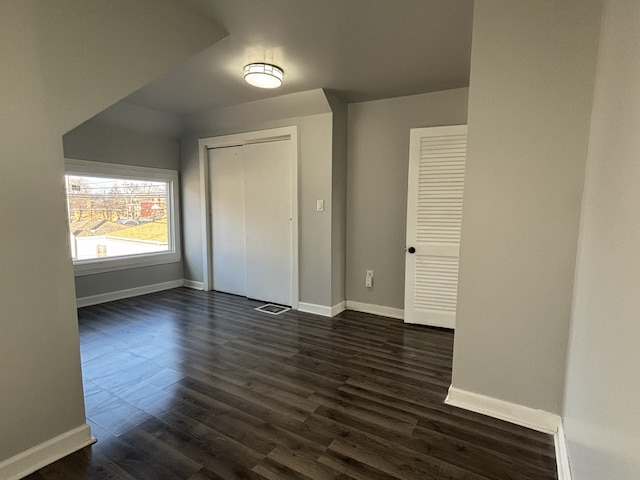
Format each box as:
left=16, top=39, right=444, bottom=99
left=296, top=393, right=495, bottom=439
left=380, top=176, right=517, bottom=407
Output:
left=26, top=288, right=557, bottom=479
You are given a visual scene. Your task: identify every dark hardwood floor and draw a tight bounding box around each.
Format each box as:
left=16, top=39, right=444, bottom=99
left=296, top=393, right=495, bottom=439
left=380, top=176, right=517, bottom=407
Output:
left=26, top=288, right=557, bottom=479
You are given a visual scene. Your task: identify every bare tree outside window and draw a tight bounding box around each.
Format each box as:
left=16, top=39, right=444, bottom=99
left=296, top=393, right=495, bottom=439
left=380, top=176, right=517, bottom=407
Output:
left=65, top=175, right=170, bottom=261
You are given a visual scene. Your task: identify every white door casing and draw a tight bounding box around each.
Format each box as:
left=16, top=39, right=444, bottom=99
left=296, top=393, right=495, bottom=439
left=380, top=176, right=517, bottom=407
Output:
left=404, top=125, right=467, bottom=328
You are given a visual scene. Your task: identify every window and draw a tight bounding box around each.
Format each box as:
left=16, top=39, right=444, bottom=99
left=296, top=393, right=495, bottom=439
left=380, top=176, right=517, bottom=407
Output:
left=64, top=159, right=180, bottom=275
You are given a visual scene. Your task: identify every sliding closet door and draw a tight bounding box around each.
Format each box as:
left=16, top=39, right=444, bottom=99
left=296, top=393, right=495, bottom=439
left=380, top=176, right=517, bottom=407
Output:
left=208, top=146, right=246, bottom=296
left=208, top=138, right=294, bottom=306
left=243, top=140, right=292, bottom=306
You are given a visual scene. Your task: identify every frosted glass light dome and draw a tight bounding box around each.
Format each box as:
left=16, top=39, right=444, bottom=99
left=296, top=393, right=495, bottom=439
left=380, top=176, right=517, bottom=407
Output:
left=243, top=63, right=284, bottom=88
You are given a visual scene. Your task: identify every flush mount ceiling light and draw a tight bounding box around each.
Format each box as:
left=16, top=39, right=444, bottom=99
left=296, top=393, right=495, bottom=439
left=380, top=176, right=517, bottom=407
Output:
left=243, top=62, right=284, bottom=88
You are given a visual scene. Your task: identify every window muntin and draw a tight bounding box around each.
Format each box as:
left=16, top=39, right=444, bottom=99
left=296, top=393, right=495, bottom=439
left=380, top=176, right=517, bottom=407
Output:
left=64, top=160, right=180, bottom=275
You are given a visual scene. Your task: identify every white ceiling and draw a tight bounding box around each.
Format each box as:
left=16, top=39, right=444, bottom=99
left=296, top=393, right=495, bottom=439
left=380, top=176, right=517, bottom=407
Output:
left=123, top=0, right=474, bottom=117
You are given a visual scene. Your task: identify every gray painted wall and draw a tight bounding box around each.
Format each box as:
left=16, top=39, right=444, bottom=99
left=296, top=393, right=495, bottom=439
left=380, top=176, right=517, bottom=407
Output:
left=92, top=101, right=185, bottom=139
left=63, top=120, right=184, bottom=299
left=451, top=0, right=602, bottom=414
left=563, top=0, right=640, bottom=477
left=182, top=90, right=337, bottom=307
left=326, top=92, right=348, bottom=307
left=0, top=0, right=222, bottom=466
left=64, top=119, right=181, bottom=170
left=346, top=88, right=469, bottom=309
left=73, top=263, right=184, bottom=299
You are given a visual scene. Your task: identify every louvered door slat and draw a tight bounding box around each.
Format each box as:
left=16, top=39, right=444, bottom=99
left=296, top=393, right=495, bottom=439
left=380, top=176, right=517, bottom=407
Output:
left=416, top=133, right=465, bottom=245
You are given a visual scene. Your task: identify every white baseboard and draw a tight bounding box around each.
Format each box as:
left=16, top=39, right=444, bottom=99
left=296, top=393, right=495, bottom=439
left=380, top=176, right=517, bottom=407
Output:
left=445, top=386, right=560, bottom=434
left=331, top=301, right=346, bottom=316
left=296, top=301, right=346, bottom=318
left=183, top=279, right=205, bottom=290
left=0, top=424, right=95, bottom=480
left=554, top=420, right=572, bottom=480
left=345, top=300, right=404, bottom=320
left=297, top=302, right=333, bottom=317
left=76, top=279, right=184, bottom=307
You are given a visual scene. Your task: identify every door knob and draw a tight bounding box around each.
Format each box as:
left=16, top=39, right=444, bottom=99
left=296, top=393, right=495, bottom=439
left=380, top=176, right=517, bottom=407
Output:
left=407, top=247, right=416, bottom=254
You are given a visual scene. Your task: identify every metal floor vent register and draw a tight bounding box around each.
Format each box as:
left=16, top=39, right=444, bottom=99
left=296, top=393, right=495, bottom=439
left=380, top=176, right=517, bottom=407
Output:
left=255, top=304, right=290, bottom=315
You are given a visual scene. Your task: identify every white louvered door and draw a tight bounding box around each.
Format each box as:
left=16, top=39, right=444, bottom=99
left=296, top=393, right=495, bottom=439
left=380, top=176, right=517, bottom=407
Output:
left=404, top=125, right=467, bottom=328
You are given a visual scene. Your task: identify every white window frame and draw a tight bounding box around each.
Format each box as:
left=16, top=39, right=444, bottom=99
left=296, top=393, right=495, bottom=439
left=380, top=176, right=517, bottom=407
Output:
left=65, top=159, right=181, bottom=276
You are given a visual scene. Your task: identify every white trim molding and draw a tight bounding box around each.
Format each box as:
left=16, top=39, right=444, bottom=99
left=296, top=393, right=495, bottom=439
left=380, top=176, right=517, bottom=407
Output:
left=554, top=421, right=572, bottom=480
left=298, top=302, right=332, bottom=317
left=331, top=301, right=347, bottom=316
left=445, top=386, right=560, bottom=434
left=345, top=300, right=404, bottom=320
left=183, top=279, right=205, bottom=290
left=76, top=279, right=184, bottom=307
left=0, top=424, right=94, bottom=480
left=297, top=301, right=346, bottom=318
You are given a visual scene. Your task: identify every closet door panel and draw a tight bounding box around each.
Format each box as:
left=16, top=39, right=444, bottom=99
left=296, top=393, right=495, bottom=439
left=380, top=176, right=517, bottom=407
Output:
left=243, top=141, right=292, bottom=305
left=209, top=146, right=247, bottom=296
